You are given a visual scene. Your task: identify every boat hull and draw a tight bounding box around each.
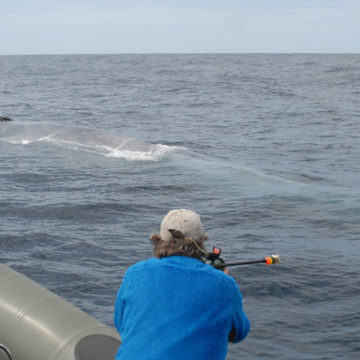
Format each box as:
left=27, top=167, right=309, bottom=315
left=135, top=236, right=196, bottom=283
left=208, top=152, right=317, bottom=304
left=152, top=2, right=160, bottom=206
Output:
left=0, top=264, right=120, bottom=360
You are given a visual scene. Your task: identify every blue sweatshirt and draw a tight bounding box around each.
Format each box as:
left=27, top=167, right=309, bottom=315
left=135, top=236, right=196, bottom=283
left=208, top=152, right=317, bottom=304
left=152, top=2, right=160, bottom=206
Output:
left=114, top=256, right=250, bottom=360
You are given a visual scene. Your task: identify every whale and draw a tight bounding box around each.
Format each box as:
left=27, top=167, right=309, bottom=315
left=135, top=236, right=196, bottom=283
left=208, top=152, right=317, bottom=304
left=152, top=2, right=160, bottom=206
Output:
left=0, top=120, right=181, bottom=161
left=0, top=116, right=13, bottom=122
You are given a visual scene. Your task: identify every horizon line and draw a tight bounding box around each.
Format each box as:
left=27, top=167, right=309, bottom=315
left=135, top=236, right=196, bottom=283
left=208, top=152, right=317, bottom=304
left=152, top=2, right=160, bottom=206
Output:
left=1, top=51, right=360, bottom=57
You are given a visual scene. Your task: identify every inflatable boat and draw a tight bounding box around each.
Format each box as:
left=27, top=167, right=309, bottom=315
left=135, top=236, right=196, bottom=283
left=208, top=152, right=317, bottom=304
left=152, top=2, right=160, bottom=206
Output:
left=0, top=264, right=121, bottom=360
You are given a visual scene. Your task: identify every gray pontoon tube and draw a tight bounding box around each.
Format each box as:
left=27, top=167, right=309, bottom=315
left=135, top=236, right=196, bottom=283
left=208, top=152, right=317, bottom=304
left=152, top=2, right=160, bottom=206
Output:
left=0, top=264, right=121, bottom=360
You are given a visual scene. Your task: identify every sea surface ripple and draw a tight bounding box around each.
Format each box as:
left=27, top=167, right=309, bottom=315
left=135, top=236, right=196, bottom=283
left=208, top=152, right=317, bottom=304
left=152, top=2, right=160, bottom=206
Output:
left=0, top=54, right=359, bottom=359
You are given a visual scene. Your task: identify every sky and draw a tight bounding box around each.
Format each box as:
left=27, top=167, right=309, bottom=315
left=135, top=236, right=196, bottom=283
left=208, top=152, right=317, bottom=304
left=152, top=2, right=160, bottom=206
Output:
left=0, top=0, right=359, bottom=55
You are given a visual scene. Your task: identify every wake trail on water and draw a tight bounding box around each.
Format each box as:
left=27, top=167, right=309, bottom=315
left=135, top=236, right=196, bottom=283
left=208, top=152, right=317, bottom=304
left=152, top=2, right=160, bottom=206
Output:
left=0, top=122, right=184, bottom=161
left=168, top=153, right=360, bottom=214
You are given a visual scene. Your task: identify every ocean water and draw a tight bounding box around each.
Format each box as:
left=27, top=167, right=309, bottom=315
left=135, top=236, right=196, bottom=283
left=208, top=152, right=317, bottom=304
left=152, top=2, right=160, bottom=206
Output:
left=0, top=54, right=359, bottom=360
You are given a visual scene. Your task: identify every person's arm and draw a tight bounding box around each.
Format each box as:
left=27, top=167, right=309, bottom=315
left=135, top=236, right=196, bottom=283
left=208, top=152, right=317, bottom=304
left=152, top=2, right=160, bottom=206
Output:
left=114, top=272, right=129, bottom=333
left=228, top=280, right=250, bottom=343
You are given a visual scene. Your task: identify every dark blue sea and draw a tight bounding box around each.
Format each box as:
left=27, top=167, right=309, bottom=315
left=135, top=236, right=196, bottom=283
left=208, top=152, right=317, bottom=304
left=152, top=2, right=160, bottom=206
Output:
left=0, top=54, right=359, bottom=360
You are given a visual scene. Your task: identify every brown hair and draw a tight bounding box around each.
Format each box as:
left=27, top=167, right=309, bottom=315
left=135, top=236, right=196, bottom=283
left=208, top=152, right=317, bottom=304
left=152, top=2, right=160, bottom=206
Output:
left=150, top=234, right=207, bottom=259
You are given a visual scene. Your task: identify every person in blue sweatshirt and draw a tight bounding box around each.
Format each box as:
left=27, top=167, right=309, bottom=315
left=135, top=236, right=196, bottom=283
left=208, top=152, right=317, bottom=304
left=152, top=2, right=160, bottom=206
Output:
left=114, top=209, right=250, bottom=360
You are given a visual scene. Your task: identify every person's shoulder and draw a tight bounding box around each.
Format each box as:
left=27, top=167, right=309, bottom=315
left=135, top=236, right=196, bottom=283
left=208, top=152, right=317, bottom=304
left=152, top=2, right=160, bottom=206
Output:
left=206, top=267, right=242, bottom=295
left=127, top=257, right=160, bottom=272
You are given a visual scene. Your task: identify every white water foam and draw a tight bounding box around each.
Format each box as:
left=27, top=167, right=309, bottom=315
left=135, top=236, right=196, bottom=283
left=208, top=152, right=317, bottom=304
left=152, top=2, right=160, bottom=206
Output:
left=106, top=144, right=185, bottom=161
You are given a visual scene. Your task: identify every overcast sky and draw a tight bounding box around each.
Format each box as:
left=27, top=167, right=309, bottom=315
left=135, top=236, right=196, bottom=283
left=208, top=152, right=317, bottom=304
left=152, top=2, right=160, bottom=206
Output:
left=1, top=0, right=359, bottom=55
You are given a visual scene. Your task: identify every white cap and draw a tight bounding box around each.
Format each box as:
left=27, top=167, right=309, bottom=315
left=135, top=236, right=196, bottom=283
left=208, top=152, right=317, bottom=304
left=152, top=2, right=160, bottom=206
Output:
left=160, top=209, right=206, bottom=243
